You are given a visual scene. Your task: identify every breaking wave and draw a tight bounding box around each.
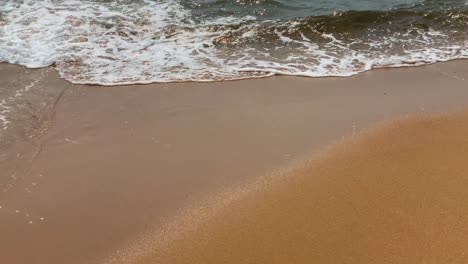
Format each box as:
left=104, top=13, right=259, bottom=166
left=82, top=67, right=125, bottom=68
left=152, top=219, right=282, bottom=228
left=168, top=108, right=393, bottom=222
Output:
left=0, top=0, right=467, bottom=85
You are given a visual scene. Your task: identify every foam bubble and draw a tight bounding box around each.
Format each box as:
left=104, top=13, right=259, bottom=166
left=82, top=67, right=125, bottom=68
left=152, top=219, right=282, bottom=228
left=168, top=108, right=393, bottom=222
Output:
left=0, top=99, right=12, bottom=130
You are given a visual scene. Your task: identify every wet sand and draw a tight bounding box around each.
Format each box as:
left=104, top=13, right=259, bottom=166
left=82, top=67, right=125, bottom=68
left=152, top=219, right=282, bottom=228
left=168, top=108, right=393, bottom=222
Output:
left=138, top=109, right=468, bottom=264
left=0, top=61, right=467, bottom=264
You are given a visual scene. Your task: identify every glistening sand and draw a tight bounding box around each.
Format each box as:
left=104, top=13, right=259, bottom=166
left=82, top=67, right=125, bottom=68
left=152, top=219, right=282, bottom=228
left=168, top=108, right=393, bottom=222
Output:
left=0, top=60, right=467, bottom=264
left=137, top=108, right=468, bottom=264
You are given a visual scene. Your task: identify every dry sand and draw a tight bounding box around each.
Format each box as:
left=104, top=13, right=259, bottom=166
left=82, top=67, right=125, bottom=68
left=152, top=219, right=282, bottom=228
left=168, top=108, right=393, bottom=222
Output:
left=0, top=60, right=467, bottom=264
left=138, top=110, right=468, bottom=264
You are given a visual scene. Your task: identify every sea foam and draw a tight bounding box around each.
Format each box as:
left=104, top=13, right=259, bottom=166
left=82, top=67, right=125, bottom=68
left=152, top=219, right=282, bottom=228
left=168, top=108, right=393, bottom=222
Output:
left=0, top=0, right=467, bottom=85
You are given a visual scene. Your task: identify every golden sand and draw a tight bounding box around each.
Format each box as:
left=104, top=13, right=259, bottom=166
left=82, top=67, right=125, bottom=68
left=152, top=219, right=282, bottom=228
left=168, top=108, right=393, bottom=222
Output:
left=1, top=61, right=468, bottom=264
left=138, top=111, right=468, bottom=264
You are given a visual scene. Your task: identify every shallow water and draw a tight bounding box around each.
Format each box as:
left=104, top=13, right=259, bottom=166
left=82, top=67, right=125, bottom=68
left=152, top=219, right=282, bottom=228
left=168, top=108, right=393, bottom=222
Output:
left=0, top=65, right=69, bottom=190
left=0, top=0, right=466, bottom=85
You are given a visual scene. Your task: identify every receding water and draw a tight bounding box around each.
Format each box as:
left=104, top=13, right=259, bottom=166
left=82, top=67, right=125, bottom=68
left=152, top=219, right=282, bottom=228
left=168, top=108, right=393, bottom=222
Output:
left=0, top=0, right=466, bottom=85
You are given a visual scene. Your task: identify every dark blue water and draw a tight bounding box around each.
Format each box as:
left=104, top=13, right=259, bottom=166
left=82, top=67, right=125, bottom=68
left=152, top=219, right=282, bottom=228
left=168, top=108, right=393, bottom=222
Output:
left=185, top=0, right=466, bottom=21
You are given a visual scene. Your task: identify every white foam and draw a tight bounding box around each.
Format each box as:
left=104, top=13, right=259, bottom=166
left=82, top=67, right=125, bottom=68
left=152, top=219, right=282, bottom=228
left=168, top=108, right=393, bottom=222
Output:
left=0, top=99, right=11, bottom=130
left=0, top=0, right=467, bottom=85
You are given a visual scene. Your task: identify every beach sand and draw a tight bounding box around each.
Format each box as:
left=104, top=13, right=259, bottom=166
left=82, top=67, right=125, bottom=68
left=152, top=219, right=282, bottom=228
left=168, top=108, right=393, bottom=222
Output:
left=0, top=61, right=467, bottom=264
left=137, top=109, right=468, bottom=264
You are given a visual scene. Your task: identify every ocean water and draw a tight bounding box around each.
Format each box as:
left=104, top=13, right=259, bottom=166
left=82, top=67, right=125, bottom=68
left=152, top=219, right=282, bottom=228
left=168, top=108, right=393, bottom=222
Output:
left=0, top=0, right=467, bottom=86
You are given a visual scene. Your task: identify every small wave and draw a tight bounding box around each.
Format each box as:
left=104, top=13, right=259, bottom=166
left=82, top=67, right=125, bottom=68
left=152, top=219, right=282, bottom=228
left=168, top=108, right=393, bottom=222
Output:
left=0, top=0, right=466, bottom=85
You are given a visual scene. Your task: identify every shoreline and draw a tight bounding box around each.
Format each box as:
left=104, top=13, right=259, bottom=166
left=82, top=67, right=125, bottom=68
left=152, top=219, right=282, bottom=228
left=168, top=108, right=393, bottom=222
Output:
left=0, top=60, right=467, bottom=264
left=6, top=58, right=468, bottom=88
